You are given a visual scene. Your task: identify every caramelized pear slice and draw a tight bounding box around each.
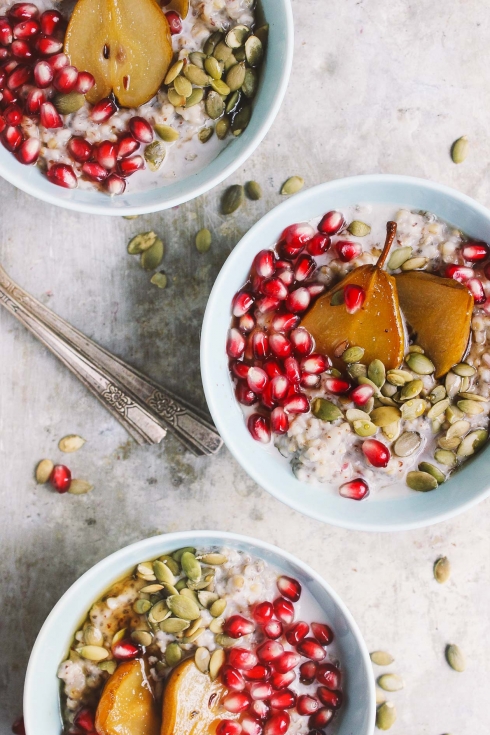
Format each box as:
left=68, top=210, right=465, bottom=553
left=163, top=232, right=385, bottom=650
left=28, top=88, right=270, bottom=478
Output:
left=95, top=658, right=160, bottom=735
left=395, top=271, right=473, bottom=378
left=301, top=222, right=405, bottom=370
left=64, top=0, right=172, bottom=106
left=161, top=658, right=236, bottom=735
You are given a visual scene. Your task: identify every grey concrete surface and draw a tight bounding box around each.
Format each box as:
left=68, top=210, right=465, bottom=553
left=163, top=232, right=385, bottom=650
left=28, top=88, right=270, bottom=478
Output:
left=1, top=0, right=490, bottom=732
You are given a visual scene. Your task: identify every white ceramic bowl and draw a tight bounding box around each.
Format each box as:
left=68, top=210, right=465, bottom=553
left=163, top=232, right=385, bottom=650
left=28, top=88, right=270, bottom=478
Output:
left=201, top=174, right=490, bottom=532
left=24, top=531, right=375, bottom=735
left=0, top=0, right=293, bottom=215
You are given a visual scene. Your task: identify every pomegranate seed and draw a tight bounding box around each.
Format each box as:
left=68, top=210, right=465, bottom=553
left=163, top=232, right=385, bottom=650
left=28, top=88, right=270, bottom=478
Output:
left=290, top=327, right=313, bottom=356
left=350, top=384, right=374, bottom=405
left=307, top=282, right=325, bottom=297
left=53, top=65, right=78, bottom=93
left=263, top=359, right=283, bottom=379
left=35, top=35, right=63, bottom=55
left=261, top=276, right=288, bottom=301
left=94, top=140, right=117, bottom=170
left=91, top=96, right=117, bottom=122
left=300, top=374, right=320, bottom=389
left=49, top=464, right=71, bottom=492
left=17, top=135, right=40, bottom=164
left=2, top=124, right=22, bottom=150
left=270, top=689, right=296, bottom=709
left=247, top=367, right=269, bottom=394
left=227, top=328, right=246, bottom=359
left=309, top=708, right=333, bottom=729
left=445, top=263, right=474, bottom=282
left=307, top=232, right=331, bottom=255
left=270, top=376, right=289, bottom=402
left=270, top=669, right=295, bottom=690
left=318, top=210, right=345, bottom=235
left=263, top=712, right=290, bottom=735
left=239, top=312, right=255, bottom=333
left=261, top=382, right=276, bottom=410
left=253, top=601, right=274, bottom=625
left=241, top=716, right=262, bottom=735
left=82, top=161, right=108, bottom=182
left=13, top=19, right=39, bottom=38
left=74, top=707, right=95, bottom=732
left=9, top=4, right=39, bottom=21
left=300, top=353, right=330, bottom=375
left=112, top=638, right=139, bottom=659
left=40, top=101, right=62, bottom=128
left=229, top=648, right=258, bottom=671
left=325, top=377, right=350, bottom=393
left=257, top=640, right=283, bottom=663
left=256, top=296, right=281, bottom=313
left=296, top=695, right=320, bottom=716
left=282, top=393, right=309, bottom=414
left=254, top=249, right=275, bottom=278
left=0, top=68, right=6, bottom=86
left=8, top=64, right=30, bottom=89
left=0, top=116, right=5, bottom=133
left=166, top=9, right=182, bottom=34
left=12, top=39, right=34, bottom=59
left=462, top=241, right=489, bottom=261
left=48, top=52, right=69, bottom=70
left=336, top=240, right=362, bottom=262
left=244, top=664, right=272, bottom=681
left=221, top=665, right=246, bottom=691
left=117, top=133, right=139, bottom=158
left=274, top=651, right=301, bottom=673
left=247, top=413, right=271, bottom=443
left=217, top=721, right=242, bottom=735
left=250, top=682, right=273, bottom=701
left=285, top=621, right=309, bottom=645
left=284, top=356, right=300, bottom=384
left=339, top=478, right=369, bottom=500
left=252, top=331, right=269, bottom=359
left=311, top=623, right=333, bottom=646
left=224, top=615, right=255, bottom=638
left=269, top=333, right=292, bottom=359
left=316, top=663, right=341, bottom=689
left=104, top=173, right=125, bottom=195
left=344, top=283, right=366, bottom=313
left=250, top=700, right=270, bottom=721
left=362, top=438, right=390, bottom=468
left=40, top=9, right=63, bottom=36
left=273, top=597, right=295, bottom=623
left=276, top=266, right=294, bottom=287
left=297, top=638, right=326, bottom=662
left=2, top=59, right=19, bottom=74
left=236, top=380, right=257, bottom=406
left=271, top=312, right=299, bottom=332
left=0, top=18, right=13, bottom=45
left=466, top=277, right=486, bottom=304
left=47, top=162, right=77, bottom=188
left=128, top=115, right=153, bottom=143
left=67, top=136, right=92, bottom=162
left=119, top=154, right=144, bottom=176
left=299, top=661, right=317, bottom=683
left=263, top=620, right=283, bottom=639
left=33, top=60, right=53, bottom=88
left=279, top=222, right=315, bottom=258
left=223, top=692, right=250, bottom=714
left=317, top=687, right=342, bottom=709
left=286, top=287, right=310, bottom=313
left=4, top=102, right=22, bottom=125
left=75, top=70, right=95, bottom=94
left=294, top=253, right=316, bottom=281
left=233, top=290, right=254, bottom=317
left=232, top=361, right=250, bottom=379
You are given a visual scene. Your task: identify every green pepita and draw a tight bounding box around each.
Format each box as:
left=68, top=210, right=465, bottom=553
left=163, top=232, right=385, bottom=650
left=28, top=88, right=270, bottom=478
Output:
left=200, top=553, right=228, bottom=565
left=446, top=643, right=465, bottom=671
left=209, top=617, right=224, bottom=634
left=222, top=184, right=244, bottom=214
left=112, top=629, right=127, bottom=647
left=346, top=408, right=370, bottom=422
left=150, top=273, right=167, bottom=289
left=215, top=634, right=238, bottom=648
left=342, top=345, right=365, bottom=363
left=99, top=660, right=117, bottom=675
left=131, top=630, right=153, bottom=647
left=244, top=180, right=262, bottom=200
left=185, top=87, right=204, bottom=107
left=187, top=572, right=215, bottom=590
left=164, top=60, right=184, bottom=84
left=144, top=141, right=165, bottom=172
left=254, top=24, right=269, bottom=45
left=172, top=547, right=196, bottom=562
left=280, top=176, right=304, bottom=195
left=381, top=382, right=398, bottom=398
left=140, top=237, right=164, bottom=271
left=197, top=591, right=219, bottom=608
left=406, top=352, right=435, bottom=375
left=226, top=24, right=250, bottom=48
left=377, top=674, right=404, bottom=692
left=382, top=420, right=401, bottom=441
left=209, top=648, right=226, bottom=680
left=159, top=555, right=180, bottom=575
left=128, top=231, right=158, bottom=254
left=446, top=404, right=464, bottom=424
left=458, top=391, right=487, bottom=402
left=437, top=435, right=461, bottom=451
left=210, top=598, right=227, bottom=617
left=54, top=92, right=85, bottom=115
left=231, top=104, right=251, bottom=135
left=210, top=78, right=230, bottom=96
left=409, top=344, right=424, bottom=353
left=387, top=246, right=412, bottom=270
left=445, top=371, right=462, bottom=397
left=347, top=220, right=371, bottom=237
left=400, top=379, right=423, bottom=401
left=353, top=419, right=377, bottom=437
left=393, top=431, right=421, bottom=457
left=330, top=289, right=345, bottom=307
left=456, top=429, right=488, bottom=457
left=451, top=136, right=469, bottom=164
left=203, top=31, right=223, bottom=56
left=400, top=256, right=428, bottom=271
left=204, top=56, right=223, bottom=79
left=76, top=646, right=109, bottom=662
left=149, top=600, right=169, bottom=623
left=84, top=625, right=103, bottom=646
left=181, top=552, right=201, bottom=581
left=244, top=35, right=263, bottom=66
left=311, top=397, right=343, bottom=422
left=153, top=560, right=175, bottom=586
left=168, top=88, right=186, bottom=107
left=174, top=75, right=193, bottom=98
left=406, top=470, right=438, bottom=492
left=457, top=399, right=484, bottom=415
left=434, top=448, right=457, bottom=467
left=198, top=126, right=214, bottom=143
left=452, top=362, right=476, bottom=377
left=159, top=618, right=190, bottom=633
left=446, top=420, right=471, bottom=440
left=133, top=598, right=152, bottom=614
left=166, top=594, right=200, bottom=620
left=419, top=462, right=446, bottom=484
left=430, top=385, right=446, bottom=403
left=137, top=562, right=156, bottom=579
left=386, top=369, right=413, bottom=386
left=427, top=398, right=450, bottom=419
left=368, top=359, right=386, bottom=388
left=179, top=588, right=199, bottom=604
left=226, top=62, right=246, bottom=91
left=165, top=642, right=182, bottom=666
left=225, top=90, right=241, bottom=113
left=35, top=458, right=54, bottom=484
left=242, top=67, right=258, bottom=98
left=434, top=556, right=451, bottom=583
left=195, top=646, right=210, bottom=674
left=376, top=702, right=396, bottom=731
left=370, top=406, right=401, bottom=427
left=205, top=90, right=225, bottom=119
left=401, top=398, right=427, bottom=421
left=184, top=64, right=210, bottom=86
left=216, top=116, right=230, bottom=139
left=195, top=228, right=212, bottom=253
left=370, top=650, right=394, bottom=666
left=189, top=51, right=206, bottom=69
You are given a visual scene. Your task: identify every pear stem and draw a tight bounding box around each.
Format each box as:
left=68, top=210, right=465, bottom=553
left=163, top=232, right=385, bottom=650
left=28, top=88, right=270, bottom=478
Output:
left=376, top=221, right=397, bottom=270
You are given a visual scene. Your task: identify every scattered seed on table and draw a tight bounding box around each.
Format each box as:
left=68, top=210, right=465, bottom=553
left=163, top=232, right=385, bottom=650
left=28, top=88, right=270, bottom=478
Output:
left=58, top=435, right=85, bottom=453
left=245, top=180, right=262, bottom=200
left=222, top=184, right=244, bottom=214
left=451, top=135, right=469, bottom=164
left=376, top=701, right=396, bottom=730
left=195, top=228, right=212, bottom=253
left=446, top=643, right=465, bottom=672
left=434, top=556, right=451, bottom=583
left=35, top=459, right=54, bottom=484
left=370, top=651, right=394, bottom=666
left=150, top=273, right=168, bottom=289
left=280, top=176, right=304, bottom=195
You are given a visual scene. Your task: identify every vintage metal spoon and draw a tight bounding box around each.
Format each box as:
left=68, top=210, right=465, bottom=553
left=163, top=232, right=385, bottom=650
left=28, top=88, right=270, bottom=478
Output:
left=0, top=264, right=223, bottom=456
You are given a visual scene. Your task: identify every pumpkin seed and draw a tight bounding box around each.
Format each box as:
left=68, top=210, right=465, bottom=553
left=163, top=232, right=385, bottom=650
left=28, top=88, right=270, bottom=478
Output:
left=381, top=382, right=397, bottom=398
left=225, top=62, right=246, bottom=92
left=377, top=674, right=404, bottom=692
left=158, top=555, right=180, bottom=576
left=456, top=429, right=488, bottom=457
left=225, top=90, right=241, bottom=113
left=187, top=572, right=215, bottom=590
left=200, top=553, right=228, bottom=565
left=166, top=594, right=200, bottom=620
left=222, top=184, right=244, bottom=214
left=35, top=458, right=54, bottom=484
left=195, top=228, right=212, bottom=253
left=189, top=51, right=206, bottom=69
left=242, top=67, right=257, bottom=98
left=244, top=180, right=262, bottom=200
left=330, top=289, right=345, bottom=307
left=400, top=379, right=424, bottom=401
left=445, top=643, right=465, bottom=671
left=205, top=90, right=225, bottom=119
left=432, top=419, right=443, bottom=433
left=209, top=648, right=226, bottom=680
left=150, top=273, right=167, bottom=289
left=210, top=77, right=230, bottom=95
left=401, top=398, right=427, bottom=421
left=180, top=551, right=201, bottom=582
left=347, top=363, right=367, bottom=380
left=406, top=470, right=438, bottom=492
left=342, top=345, right=365, bottom=363
left=198, top=591, right=219, bottom=608
left=144, top=141, right=165, bottom=172
left=352, top=419, right=377, bottom=437
left=382, top=420, right=401, bottom=441
left=165, top=642, right=182, bottom=666
left=445, top=371, right=461, bottom=397
left=54, top=92, right=85, bottom=115
left=68, top=479, right=93, bottom=495
left=186, top=87, right=204, bottom=107
left=137, top=562, right=156, bottom=579
left=175, top=579, right=187, bottom=591
left=312, top=397, right=343, bottom=422
left=128, top=231, right=158, bottom=254
left=406, top=352, right=435, bottom=374
left=215, top=633, right=238, bottom=648
left=368, top=359, right=386, bottom=388
left=346, top=408, right=370, bottom=422
left=434, top=449, right=457, bottom=467
left=419, top=461, right=446, bottom=483
left=446, top=404, right=464, bottom=424
left=141, top=237, right=164, bottom=270
left=214, top=41, right=234, bottom=63
left=437, top=435, right=461, bottom=451
left=173, top=547, right=196, bottom=562
left=210, top=598, right=227, bottom=617
left=409, top=344, right=424, bottom=353
left=400, top=256, right=428, bottom=271
left=133, top=598, right=152, bottom=614
left=59, top=434, right=85, bottom=453
left=376, top=702, right=396, bottom=730
left=370, top=650, right=394, bottom=666
left=452, top=362, right=476, bottom=377
left=168, top=88, right=186, bottom=107
left=254, top=23, right=269, bottom=45
left=173, top=75, right=192, bottom=98
left=209, top=617, right=224, bottom=634
left=198, top=126, right=214, bottom=143
left=446, top=420, right=471, bottom=440
left=347, top=220, right=371, bottom=237
left=451, top=135, right=468, bottom=164
left=364, top=397, right=375, bottom=413
left=160, top=618, right=190, bottom=633
left=154, top=124, right=179, bottom=143
left=99, top=660, right=117, bottom=675
left=245, top=35, right=263, bottom=66
left=458, top=391, right=487, bottom=402
left=164, top=60, right=184, bottom=84
left=153, top=560, right=175, bottom=586
left=457, top=399, right=484, bottom=415
left=393, top=431, right=421, bottom=457
left=430, top=385, right=446, bottom=403
left=386, top=369, right=413, bottom=386
left=76, top=646, right=109, bottom=662
left=204, top=56, right=223, bottom=80
left=387, top=246, right=412, bottom=270
left=216, top=116, right=230, bottom=139
left=280, top=176, right=304, bottom=196
left=162, top=582, right=180, bottom=597
left=370, top=406, right=401, bottom=427
left=427, top=398, right=450, bottom=419
left=434, top=556, right=451, bottom=583
left=149, top=600, right=169, bottom=623
left=184, top=64, right=210, bottom=86
left=226, top=24, right=250, bottom=48
left=195, top=646, right=210, bottom=673
left=131, top=630, right=153, bottom=647
left=84, top=625, right=103, bottom=646
left=204, top=31, right=223, bottom=56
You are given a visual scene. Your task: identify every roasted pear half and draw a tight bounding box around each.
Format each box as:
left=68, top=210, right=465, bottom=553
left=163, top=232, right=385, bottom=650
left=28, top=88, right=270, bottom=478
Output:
left=301, top=222, right=405, bottom=370
left=161, top=658, right=236, bottom=735
left=64, top=0, right=172, bottom=106
left=395, top=271, right=473, bottom=378
left=95, top=658, right=160, bottom=735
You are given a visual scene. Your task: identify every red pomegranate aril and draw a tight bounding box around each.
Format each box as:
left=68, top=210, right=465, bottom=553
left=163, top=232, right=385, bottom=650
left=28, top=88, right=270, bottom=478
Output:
left=273, top=596, right=295, bottom=624
left=217, top=720, right=242, bottom=735
left=269, top=689, right=296, bottom=710
left=350, top=383, right=374, bottom=406
left=294, top=253, right=316, bottom=281
left=317, top=687, right=342, bottom=709
left=311, top=623, right=333, bottom=646
left=297, top=638, right=326, bottom=662
left=269, top=333, right=292, bottom=359
left=250, top=682, right=273, bottom=701
left=40, top=9, right=63, bottom=36
left=236, top=380, right=257, bottom=406
left=233, top=361, right=251, bottom=380
left=274, top=651, right=301, bottom=673
left=336, top=240, right=362, bottom=262
left=229, top=647, right=258, bottom=671
left=462, top=241, right=489, bottom=262
left=4, top=102, right=22, bottom=124
left=285, top=621, right=309, bottom=645
left=286, top=287, right=310, bottom=313
left=257, top=640, right=283, bottom=663
left=270, top=669, right=295, bottom=690
left=280, top=222, right=316, bottom=253
left=261, top=276, right=288, bottom=301
left=165, top=9, right=182, bottom=34
left=263, top=619, right=283, bottom=639
left=252, top=331, right=269, bottom=360
left=117, top=133, right=139, bottom=158
left=290, top=327, right=313, bottom=356
left=128, top=115, right=153, bottom=144
left=0, top=68, right=5, bottom=87
left=284, top=356, right=300, bottom=384
left=300, top=374, right=320, bottom=389
left=307, top=282, right=325, bottom=297
left=282, top=392, right=309, bottom=414
left=252, top=273, right=264, bottom=292
left=307, top=232, right=331, bottom=255
left=339, top=478, right=369, bottom=500
left=239, top=312, right=255, bottom=333
left=325, top=376, right=350, bottom=393
left=112, top=638, right=139, bottom=659
left=299, top=661, right=317, bottom=683
left=53, top=65, right=78, bottom=93
left=17, top=135, right=40, bottom=164
left=362, top=438, right=390, bottom=468
left=48, top=52, right=69, bottom=70
left=8, top=64, right=30, bottom=89
left=344, top=283, right=366, bottom=313
left=74, top=707, right=95, bottom=732
left=248, top=413, right=271, bottom=443
left=13, top=19, right=39, bottom=38
left=75, top=70, right=95, bottom=94
left=40, top=101, right=62, bottom=128
left=309, top=707, right=333, bottom=729
left=67, top=136, right=92, bottom=162
left=82, top=161, right=108, bottom=182
left=253, top=600, right=274, bottom=625
left=11, top=39, right=33, bottom=58
left=263, top=359, right=283, bottom=379
left=445, top=263, right=474, bottom=282
left=104, top=173, right=125, bottom=195
left=2, top=124, right=22, bottom=150
left=33, top=60, right=53, bottom=87
left=91, top=96, right=117, bottom=122
left=221, top=665, right=246, bottom=691
left=224, top=615, right=255, bottom=639
left=35, top=35, right=63, bottom=55
left=245, top=664, right=271, bottom=681
left=316, top=663, right=341, bottom=689
left=2, top=59, right=18, bottom=74
left=248, top=367, right=269, bottom=394
left=300, top=353, right=330, bottom=375
left=49, top=464, right=71, bottom=492
left=0, top=116, right=5, bottom=133
left=250, top=700, right=270, bottom=721
left=9, top=3, right=39, bottom=20
left=223, top=692, right=250, bottom=714
left=254, top=249, right=275, bottom=278
left=241, top=716, right=262, bottom=735
left=227, top=328, right=246, bottom=359
left=0, top=18, right=12, bottom=45
left=296, top=695, right=320, bottom=716
left=47, top=162, right=77, bottom=188
left=261, top=382, right=276, bottom=410
left=318, top=210, right=345, bottom=235
left=256, top=296, right=280, bottom=313
left=119, top=154, right=144, bottom=176
left=233, top=290, right=254, bottom=317
left=95, top=140, right=117, bottom=170
left=276, top=266, right=294, bottom=287
left=466, top=277, right=486, bottom=304
left=271, top=312, right=299, bottom=332
left=263, top=711, right=290, bottom=735
left=270, top=375, right=289, bottom=402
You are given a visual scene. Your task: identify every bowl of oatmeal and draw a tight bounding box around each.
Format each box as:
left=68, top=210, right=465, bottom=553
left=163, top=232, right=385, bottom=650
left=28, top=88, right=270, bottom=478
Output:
left=24, top=531, right=374, bottom=735
left=201, top=174, right=490, bottom=531
left=0, top=0, right=293, bottom=214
